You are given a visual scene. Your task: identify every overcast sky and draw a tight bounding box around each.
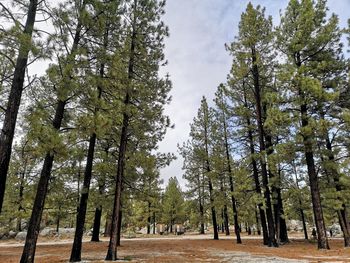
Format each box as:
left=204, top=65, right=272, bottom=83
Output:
left=157, top=0, right=350, bottom=189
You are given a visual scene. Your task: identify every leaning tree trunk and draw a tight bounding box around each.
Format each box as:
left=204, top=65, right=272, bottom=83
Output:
left=0, top=0, right=38, bottom=214
left=251, top=46, right=277, bottom=247
left=20, top=100, right=67, bottom=263
left=20, top=13, right=84, bottom=263
left=70, top=133, right=97, bottom=262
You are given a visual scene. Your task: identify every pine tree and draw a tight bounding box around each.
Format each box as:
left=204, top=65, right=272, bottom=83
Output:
left=105, top=0, right=171, bottom=259
left=162, top=177, right=185, bottom=232
left=227, top=3, right=279, bottom=247
left=276, top=0, right=344, bottom=249
left=213, top=84, right=241, bottom=243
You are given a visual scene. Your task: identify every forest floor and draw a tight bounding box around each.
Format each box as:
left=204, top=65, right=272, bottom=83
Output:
left=0, top=233, right=350, bottom=262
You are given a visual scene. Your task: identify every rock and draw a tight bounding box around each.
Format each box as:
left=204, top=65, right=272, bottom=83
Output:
left=57, top=228, right=75, bottom=235
left=287, top=220, right=304, bottom=232
left=0, top=232, right=8, bottom=240
left=21, top=220, right=28, bottom=230
left=40, top=227, right=56, bottom=237
left=8, top=231, right=17, bottom=238
left=15, top=232, right=27, bottom=241
left=329, top=223, right=342, bottom=236
left=139, top=227, right=148, bottom=235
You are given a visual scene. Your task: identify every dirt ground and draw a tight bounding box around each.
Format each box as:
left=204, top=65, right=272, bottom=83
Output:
left=1, top=234, right=350, bottom=262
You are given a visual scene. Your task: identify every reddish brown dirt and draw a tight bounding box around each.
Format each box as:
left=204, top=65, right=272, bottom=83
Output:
left=0, top=236, right=350, bottom=262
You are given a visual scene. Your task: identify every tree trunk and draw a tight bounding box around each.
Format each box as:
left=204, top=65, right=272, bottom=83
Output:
left=153, top=212, right=156, bottom=234
left=70, top=133, right=97, bottom=262
left=251, top=46, right=277, bottom=247
left=221, top=210, right=225, bottom=234
left=264, top=133, right=289, bottom=244
left=70, top=50, right=105, bottom=261
left=221, top=104, right=241, bottom=243
left=106, top=2, right=137, bottom=258
left=147, top=202, right=151, bottom=234
left=0, top=0, right=38, bottom=214
left=208, top=177, right=218, bottom=240
left=20, top=100, right=66, bottom=263
left=223, top=205, right=230, bottom=236
left=91, top=206, right=102, bottom=242
left=244, top=87, right=268, bottom=245
left=117, top=209, right=122, bottom=246
left=198, top=174, right=205, bottom=234
left=56, top=206, right=61, bottom=233
left=293, top=160, right=308, bottom=240
left=199, top=202, right=205, bottom=234
left=91, top=179, right=105, bottom=242
left=300, top=103, right=329, bottom=249
left=20, top=11, right=84, bottom=262
left=17, top=169, right=26, bottom=232
left=300, top=207, right=308, bottom=240
left=203, top=104, right=218, bottom=241
left=104, top=213, right=112, bottom=237
left=255, top=209, right=261, bottom=235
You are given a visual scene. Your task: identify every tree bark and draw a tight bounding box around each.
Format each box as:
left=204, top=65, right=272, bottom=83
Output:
left=198, top=173, right=205, bottom=234
left=255, top=209, right=261, bottom=235
left=104, top=213, right=112, bottom=237
left=91, top=205, right=102, bottom=242
left=300, top=206, right=308, bottom=240
left=117, top=209, right=122, bottom=246
left=153, top=212, right=156, bottom=234
left=208, top=178, right=218, bottom=240
left=0, top=0, right=38, bottom=214
left=70, top=132, right=97, bottom=262
left=147, top=202, right=151, bottom=234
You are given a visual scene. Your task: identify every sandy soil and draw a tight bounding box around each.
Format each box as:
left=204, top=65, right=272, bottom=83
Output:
left=1, top=234, right=350, bottom=262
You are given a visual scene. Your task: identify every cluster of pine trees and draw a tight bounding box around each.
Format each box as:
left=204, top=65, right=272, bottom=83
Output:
left=0, top=0, right=174, bottom=262
left=181, top=0, right=350, bottom=250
